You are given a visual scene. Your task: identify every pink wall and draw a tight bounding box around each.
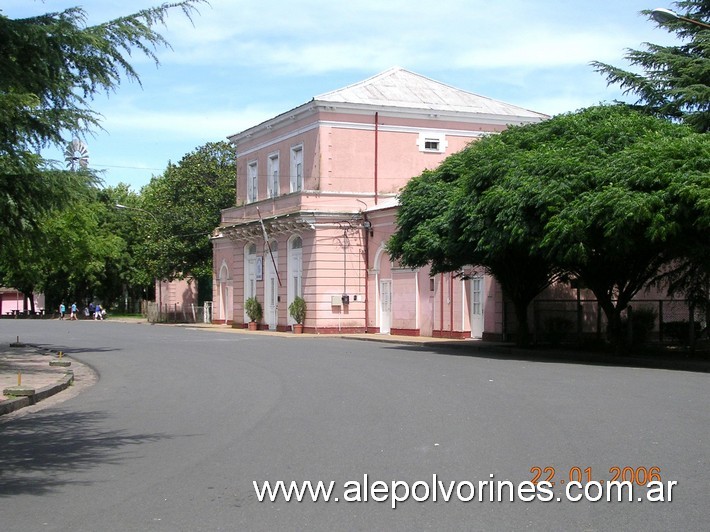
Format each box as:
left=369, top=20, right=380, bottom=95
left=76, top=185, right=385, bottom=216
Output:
left=231, top=106, right=489, bottom=207
left=0, top=289, right=45, bottom=315
left=157, top=278, right=197, bottom=310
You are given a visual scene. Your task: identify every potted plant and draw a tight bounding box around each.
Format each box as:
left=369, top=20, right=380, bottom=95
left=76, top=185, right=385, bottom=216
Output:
left=244, top=296, right=262, bottom=330
left=288, top=296, right=307, bottom=333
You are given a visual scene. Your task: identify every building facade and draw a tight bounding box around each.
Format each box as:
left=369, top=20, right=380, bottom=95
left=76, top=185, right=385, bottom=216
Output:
left=212, top=67, right=547, bottom=336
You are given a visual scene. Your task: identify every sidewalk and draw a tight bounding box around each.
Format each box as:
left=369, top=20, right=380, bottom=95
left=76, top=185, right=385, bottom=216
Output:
left=0, top=343, right=75, bottom=416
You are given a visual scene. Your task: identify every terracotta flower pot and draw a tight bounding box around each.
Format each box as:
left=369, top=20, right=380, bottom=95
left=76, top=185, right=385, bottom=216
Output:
left=293, top=324, right=304, bottom=334
left=248, top=321, right=258, bottom=331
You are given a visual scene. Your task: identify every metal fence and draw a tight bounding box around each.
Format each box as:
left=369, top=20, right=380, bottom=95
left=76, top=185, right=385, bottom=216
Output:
left=142, top=301, right=213, bottom=324
left=503, top=299, right=708, bottom=348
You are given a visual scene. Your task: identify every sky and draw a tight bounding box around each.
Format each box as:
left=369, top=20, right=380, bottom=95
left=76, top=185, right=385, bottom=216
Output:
left=3, top=0, right=681, bottom=191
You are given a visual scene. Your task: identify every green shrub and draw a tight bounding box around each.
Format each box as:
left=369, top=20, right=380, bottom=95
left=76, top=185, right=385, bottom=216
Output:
left=288, top=296, right=307, bottom=324
left=244, top=297, right=263, bottom=323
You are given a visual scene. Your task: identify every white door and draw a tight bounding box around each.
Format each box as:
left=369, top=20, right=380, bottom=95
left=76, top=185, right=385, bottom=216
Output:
left=380, top=279, right=392, bottom=334
left=244, top=244, right=257, bottom=323
left=288, top=236, right=303, bottom=324
left=265, top=244, right=279, bottom=330
left=470, top=276, right=484, bottom=338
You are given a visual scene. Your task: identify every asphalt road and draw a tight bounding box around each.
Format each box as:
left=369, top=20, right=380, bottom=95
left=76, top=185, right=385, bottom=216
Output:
left=0, top=320, right=707, bottom=531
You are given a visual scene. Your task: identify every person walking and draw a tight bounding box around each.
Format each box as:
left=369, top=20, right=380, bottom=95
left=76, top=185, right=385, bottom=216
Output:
left=70, top=302, right=78, bottom=320
left=94, top=303, right=103, bottom=321
left=59, top=302, right=66, bottom=320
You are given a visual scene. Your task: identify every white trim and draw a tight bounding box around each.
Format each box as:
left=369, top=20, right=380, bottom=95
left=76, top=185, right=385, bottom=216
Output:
left=416, top=131, right=448, bottom=153
left=372, top=243, right=389, bottom=275
left=234, top=121, right=319, bottom=157
left=234, top=120, right=487, bottom=158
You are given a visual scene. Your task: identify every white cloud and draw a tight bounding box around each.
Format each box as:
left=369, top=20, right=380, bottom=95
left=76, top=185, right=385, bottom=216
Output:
left=5, top=0, right=682, bottom=189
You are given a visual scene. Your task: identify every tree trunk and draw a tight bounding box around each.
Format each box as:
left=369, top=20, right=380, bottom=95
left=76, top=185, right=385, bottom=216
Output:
left=513, top=300, right=532, bottom=347
left=597, top=296, right=625, bottom=353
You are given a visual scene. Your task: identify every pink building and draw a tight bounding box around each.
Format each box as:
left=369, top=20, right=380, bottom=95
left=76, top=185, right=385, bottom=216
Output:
left=212, top=68, right=547, bottom=336
left=0, top=288, right=44, bottom=316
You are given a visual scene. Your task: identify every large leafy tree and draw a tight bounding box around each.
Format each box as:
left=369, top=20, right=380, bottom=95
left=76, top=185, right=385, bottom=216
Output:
left=0, top=1, right=204, bottom=247
left=592, top=1, right=710, bottom=316
left=537, top=107, right=710, bottom=345
left=387, top=141, right=559, bottom=347
left=0, top=181, right=127, bottom=312
left=389, top=105, right=710, bottom=348
left=592, top=1, right=710, bottom=132
left=133, top=141, right=236, bottom=301
left=98, top=185, right=149, bottom=311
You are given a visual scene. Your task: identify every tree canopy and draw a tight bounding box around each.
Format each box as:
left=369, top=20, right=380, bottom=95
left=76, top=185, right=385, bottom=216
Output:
left=592, top=1, right=710, bottom=132
left=0, top=1, right=204, bottom=246
left=123, top=141, right=236, bottom=299
left=388, top=105, right=710, bottom=347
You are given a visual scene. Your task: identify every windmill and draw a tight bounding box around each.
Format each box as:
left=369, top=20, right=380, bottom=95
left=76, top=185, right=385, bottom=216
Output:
left=64, top=139, right=89, bottom=171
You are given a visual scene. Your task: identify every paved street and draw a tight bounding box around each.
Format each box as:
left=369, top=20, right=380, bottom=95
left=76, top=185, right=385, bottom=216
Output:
left=0, top=320, right=707, bottom=531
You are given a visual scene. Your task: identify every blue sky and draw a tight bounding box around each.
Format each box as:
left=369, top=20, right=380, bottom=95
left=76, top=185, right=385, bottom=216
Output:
left=4, top=0, right=680, bottom=191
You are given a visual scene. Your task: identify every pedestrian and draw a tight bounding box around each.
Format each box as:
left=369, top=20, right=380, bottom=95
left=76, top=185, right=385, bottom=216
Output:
left=94, top=303, right=103, bottom=321
left=59, top=302, right=66, bottom=320
left=70, top=302, right=78, bottom=320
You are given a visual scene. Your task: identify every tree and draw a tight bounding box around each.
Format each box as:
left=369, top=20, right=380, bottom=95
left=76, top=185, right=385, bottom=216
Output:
left=98, top=185, right=151, bottom=311
left=135, top=142, right=236, bottom=300
left=592, top=1, right=710, bottom=320
left=388, top=140, right=560, bottom=347
left=592, top=1, right=710, bottom=132
left=0, top=180, right=127, bottom=313
left=0, top=1, right=205, bottom=247
left=389, top=105, right=710, bottom=348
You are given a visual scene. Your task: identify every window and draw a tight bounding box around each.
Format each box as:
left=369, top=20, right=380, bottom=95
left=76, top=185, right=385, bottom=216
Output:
left=417, top=132, right=447, bottom=153
left=471, top=277, right=482, bottom=315
left=424, top=139, right=440, bottom=150
left=290, top=145, right=303, bottom=192
left=247, top=161, right=258, bottom=203
left=267, top=153, right=279, bottom=198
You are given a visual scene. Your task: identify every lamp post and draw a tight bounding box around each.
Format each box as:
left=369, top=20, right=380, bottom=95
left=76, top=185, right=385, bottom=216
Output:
left=115, top=203, right=162, bottom=321
left=651, top=7, right=710, bottom=29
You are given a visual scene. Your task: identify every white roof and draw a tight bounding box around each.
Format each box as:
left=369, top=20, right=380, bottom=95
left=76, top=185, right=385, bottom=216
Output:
left=315, top=67, right=546, bottom=119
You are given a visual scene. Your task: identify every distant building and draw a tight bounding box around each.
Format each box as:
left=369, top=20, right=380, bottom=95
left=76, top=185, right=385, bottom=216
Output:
left=212, top=67, right=547, bottom=336
left=0, top=288, right=44, bottom=317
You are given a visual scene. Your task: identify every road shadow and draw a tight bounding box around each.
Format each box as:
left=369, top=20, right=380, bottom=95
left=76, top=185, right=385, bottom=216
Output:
left=0, top=409, right=171, bottom=496
left=30, top=343, right=121, bottom=356
left=373, top=341, right=710, bottom=374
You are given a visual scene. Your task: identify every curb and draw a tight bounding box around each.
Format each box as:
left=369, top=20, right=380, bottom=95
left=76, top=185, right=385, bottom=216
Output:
left=0, top=371, right=74, bottom=417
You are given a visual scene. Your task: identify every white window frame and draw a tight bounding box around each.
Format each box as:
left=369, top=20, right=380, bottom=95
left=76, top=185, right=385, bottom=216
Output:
left=290, top=144, right=304, bottom=193
left=247, top=161, right=258, bottom=203
left=416, top=132, right=448, bottom=153
left=267, top=152, right=279, bottom=198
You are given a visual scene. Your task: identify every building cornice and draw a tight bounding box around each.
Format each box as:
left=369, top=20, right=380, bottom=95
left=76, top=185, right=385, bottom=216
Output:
left=228, top=99, right=544, bottom=151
